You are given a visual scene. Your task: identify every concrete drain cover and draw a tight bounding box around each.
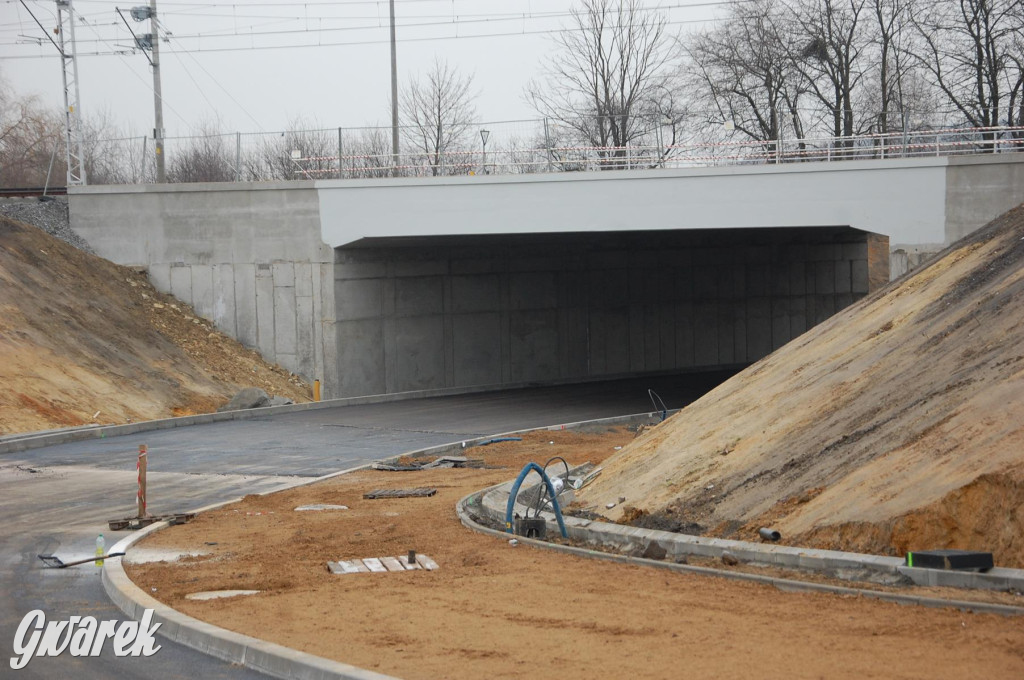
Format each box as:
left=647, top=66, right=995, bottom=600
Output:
left=328, top=554, right=438, bottom=574
left=185, top=590, right=260, bottom=601
left=295, top=504, right=349, bottom=512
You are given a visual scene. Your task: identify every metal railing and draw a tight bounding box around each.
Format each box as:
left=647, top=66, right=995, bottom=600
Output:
left=84, top=120, right=1024, bottom=185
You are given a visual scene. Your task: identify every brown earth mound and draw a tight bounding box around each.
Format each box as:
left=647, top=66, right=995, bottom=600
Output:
left=0, top=216, right=310, bottom=435
left=578, top=204, right=1024, bottom=567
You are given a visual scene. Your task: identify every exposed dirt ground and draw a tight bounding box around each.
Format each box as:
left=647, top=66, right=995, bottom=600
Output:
left=128, top=430, right=1024, bottom=680
left=578, top=205, right=1024, bottom=567
left=0, top=216, right=310, bottom=435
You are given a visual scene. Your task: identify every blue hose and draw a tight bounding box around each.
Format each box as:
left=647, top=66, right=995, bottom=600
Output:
left=504, top=462, right=568, bottom=538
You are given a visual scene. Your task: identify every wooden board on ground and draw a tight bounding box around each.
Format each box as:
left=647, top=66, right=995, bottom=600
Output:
left=328, top=555, right=439, bottom=575
left=108, top=513, right=195, bottom=531
left=362, top=488, right=437, bottom=499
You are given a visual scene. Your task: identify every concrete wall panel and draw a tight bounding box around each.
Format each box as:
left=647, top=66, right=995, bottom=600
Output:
left=336, top=279, right=383, bottom=320
left=274, top=286, right=298, bottom=356
left=336, top=319, right=385, bottom=396
left=509, top=310, right=560, bottom=382
left=510, top=272, right=558, bottom=310
left=191, top=264, right=215, bottom=321
left=169, top=265, right=192, bottom=304
left=451, top=275, right=501, bottom=313
left=391, top=316, right=445, bottom=392
left=255, top=265, right=276, bottom=360
left=395, top=277, right=444, bottom=316
left=234, top=264, right=258, bottom=349
left=213, top=264, right=237, bottom=337
left=295, top=294, right=314, bottom=379
left=149, top=263, right=171, bottom=294
left=452, top=313, right=502, bottom=386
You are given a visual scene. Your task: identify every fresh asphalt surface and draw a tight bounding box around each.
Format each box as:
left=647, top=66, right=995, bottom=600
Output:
left=0, top=372, right=734, bottom=679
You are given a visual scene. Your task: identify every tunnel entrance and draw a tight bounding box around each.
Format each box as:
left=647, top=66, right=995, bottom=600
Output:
left=331, top=227, right=888, bottom=397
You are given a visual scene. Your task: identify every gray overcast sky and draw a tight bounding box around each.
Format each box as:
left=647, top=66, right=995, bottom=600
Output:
left=1, top=1, right=719, bottom=138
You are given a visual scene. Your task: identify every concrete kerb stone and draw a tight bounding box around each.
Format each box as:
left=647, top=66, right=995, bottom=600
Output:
left=103, top=536, right=398, bottom=680
left=102, top=459, right=401, bottom=680
left=98, top=410, right=667, bottom=679
left=456, top=489, right=1024, bottom=617
left=475, top=478, right=1024, bottom=600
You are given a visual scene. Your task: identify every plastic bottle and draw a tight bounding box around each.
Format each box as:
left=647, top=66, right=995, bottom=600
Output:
left=95, top=533, right=105, bottom=567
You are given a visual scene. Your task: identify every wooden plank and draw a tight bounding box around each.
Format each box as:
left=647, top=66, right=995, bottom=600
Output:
left=362, top=557, right=387, bottom=573
left=379, top=556, right=405, bottom=572
left=415, top=554, right=439, bottom=571
left=398, top=555, right=422, bottom=570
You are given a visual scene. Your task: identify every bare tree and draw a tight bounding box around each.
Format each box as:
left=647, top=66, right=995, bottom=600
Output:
left=0, top=76, right=64, bottom=187
left=166, top=121, right=236, bottom=183
left=869, top=0, right=917, bottom=133
left=399, top=59, right=477, bottom=176
left=527, top=0, right=679, bottom=169
left=787, top=0, right=871, bottom=146
left=260, top=118, right=337, bottom=180
left=683, top=0, right=804, bottom=152
left=346, top=126, right=393, bottom=179
left=81, top=110, right=147, bottom=185
left=910, top=0, right=1024, bottom=143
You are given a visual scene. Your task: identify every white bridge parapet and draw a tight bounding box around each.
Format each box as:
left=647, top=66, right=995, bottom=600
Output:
left=316, top=154, right=1024, bottom=253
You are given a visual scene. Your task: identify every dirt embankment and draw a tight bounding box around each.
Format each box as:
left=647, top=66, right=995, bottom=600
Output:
left=0, top=216, right=310, bottom=435
left=128, top=431, right=1024, bottom=680
left=578, top=205, right=1024, bottom=567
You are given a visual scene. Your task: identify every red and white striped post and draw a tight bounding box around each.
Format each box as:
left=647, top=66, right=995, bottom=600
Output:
left=137, top=445, right=148, bottom=519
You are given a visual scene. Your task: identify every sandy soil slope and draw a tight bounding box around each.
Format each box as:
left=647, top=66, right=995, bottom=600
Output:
left=128, top=431, right=1024, bottom=680
left=578, top=205, right=1024, bottom=567
left=0, top=216, right=310, bottom=435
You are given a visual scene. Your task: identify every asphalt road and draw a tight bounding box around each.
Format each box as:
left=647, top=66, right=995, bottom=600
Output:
left=0, top=372, right=733, bottom=679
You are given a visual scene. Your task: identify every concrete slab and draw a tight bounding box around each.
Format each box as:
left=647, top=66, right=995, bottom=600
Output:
left=185, top=590, right=260, bottom=601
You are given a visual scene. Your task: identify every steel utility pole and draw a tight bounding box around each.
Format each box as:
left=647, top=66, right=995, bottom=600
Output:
left=149, top=0, right=165, bottom=183
left=389, top=0, right=399, bottom=177
left=55, top=0, right=86, bottom=185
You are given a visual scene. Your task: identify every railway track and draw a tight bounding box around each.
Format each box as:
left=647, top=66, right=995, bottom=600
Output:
left=0, top=186, right=68, bottom=198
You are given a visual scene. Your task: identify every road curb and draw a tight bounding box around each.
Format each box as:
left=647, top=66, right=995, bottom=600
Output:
left=99, top=411, right=662, bottom=679
left=0, top=369, right=700, bottom=455
left=456, top=490, right=1024, bottom=617
left=102, top=522, right=400, bottom=680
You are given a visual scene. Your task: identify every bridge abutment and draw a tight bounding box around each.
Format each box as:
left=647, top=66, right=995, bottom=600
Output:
left=330, top=228, right=887, bottom=397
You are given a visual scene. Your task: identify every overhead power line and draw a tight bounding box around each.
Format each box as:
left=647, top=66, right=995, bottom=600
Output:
left=2, top=1, right=746, bottom=45
left=0, top=4, right=753, bottom=55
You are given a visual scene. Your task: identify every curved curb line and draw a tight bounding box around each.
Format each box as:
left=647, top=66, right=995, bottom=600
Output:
left=456, top=490, right=1024, bottom=618
left=103, top=522, right=401, bottom=680
left=97, top=410, right=661, bottom=679
left=0, top=369, right=696, bottom=455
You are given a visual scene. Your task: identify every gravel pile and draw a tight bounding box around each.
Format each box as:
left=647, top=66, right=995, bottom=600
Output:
left=0, top=198, right=95, bottom=254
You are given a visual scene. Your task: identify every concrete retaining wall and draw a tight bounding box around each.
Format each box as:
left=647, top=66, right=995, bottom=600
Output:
left=69, top=182, right=336, bottom=386
left=332, top=228, right=887, bottom=396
